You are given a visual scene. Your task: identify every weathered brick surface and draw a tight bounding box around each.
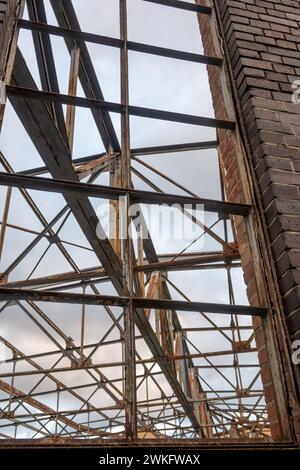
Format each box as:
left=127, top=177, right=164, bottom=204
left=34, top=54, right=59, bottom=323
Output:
left=217, top=0, right=300, bottom=444
left=198, top=0, right=300, bottom=444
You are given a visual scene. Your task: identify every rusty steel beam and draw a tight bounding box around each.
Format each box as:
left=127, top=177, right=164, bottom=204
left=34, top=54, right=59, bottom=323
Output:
left=6, top=85, right=236, bottom=130
left=18, top=19, right=222, bottom=66
left=6, top=85, right=235, bottom=131
left=120, top=0, right=137, bottom=440
left=134, top=251, right=240, bottom=272
left=0, top=438, right=294, bottom=448
left=17, top=152, right=111, bottom=176
left=18, top=138, right=218, bottom=176
left=131, top=140, right=218, bottom=156
left=0, top=172, right=250, bottom=216
left=66, top=46, right=80, bottom=154
left=142, top=0, right=212, bottom=14
left=0, top=288, right=267, bottom=316
left=5, top=266, right=107, bottom=288
left=5, top=84, right=235, bottom=131
left=0, top=358, right=261, bottom=379
left=0, top=187, right=11, bottom=260
left=133, top=298, right=266, bottom=316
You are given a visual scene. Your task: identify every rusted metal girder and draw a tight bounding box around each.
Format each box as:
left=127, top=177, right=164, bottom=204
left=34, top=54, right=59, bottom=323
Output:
left=17, top=140, right=217, bottom=176
left=6, top=84, right=236, bottom=130
left=142, top=0, right=212, bottom=14
left=119, top=0, right=138, bottom=440
left=134, top=251, right=240, bottom=272
left=4, top=266, right=107, bottom=288
left=0, top=438, right=296, bottom=448
left=0, top=187, right=11, bottom=260
left=18, top=19, right=222, bottom=66
left=0, top=171, right=250, bottom=216
left=131, top=140, right=218, bottom=156
left=17, top=140, right=218, bottom=177
left=66, top=46, right=80, bottom=155
left=0, top=288, right=266, bottom=316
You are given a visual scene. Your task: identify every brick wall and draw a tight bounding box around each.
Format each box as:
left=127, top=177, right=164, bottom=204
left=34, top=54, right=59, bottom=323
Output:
left=218, top=0, right=300, bottom=345
left=198, top=0, right=300, bottom=443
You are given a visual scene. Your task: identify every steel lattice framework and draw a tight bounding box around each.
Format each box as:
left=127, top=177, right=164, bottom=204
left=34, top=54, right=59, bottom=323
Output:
left=0, top=0, right=287, bottom=444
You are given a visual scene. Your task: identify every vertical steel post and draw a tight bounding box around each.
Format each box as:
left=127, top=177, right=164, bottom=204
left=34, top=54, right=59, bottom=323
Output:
left=0, top=186, right=11, bottom=262
left=120, top=0, right=137, bottom=441
left=66, top=46, right=80, bottom=155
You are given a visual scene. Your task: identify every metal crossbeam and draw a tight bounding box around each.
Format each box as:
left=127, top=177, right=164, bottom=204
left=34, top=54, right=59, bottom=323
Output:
left=0, top=288, right=267, bottom=316
left=142, top=0, right=212, bottom=14
left=18, top=19, right=222, bottom=66
left=6, top=85, right=235, bottom=130
left=0, top=172, right=250, bottom=215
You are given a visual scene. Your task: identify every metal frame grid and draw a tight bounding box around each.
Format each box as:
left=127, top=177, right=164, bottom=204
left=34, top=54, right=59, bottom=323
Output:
left=0, top=0, right=279, bottom=443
